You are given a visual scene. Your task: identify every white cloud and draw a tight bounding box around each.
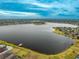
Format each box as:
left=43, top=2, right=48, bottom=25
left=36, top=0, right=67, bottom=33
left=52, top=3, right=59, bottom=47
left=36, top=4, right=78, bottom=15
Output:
left=0, top=10, right=42, bottom=17
left=0, top=0, right=79, bottom=19
left=30, top=3, right=52, bottom=8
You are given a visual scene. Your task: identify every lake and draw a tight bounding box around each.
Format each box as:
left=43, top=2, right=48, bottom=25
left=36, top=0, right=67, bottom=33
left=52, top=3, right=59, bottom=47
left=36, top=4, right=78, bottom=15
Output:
left=0, top=23, right=74, bottom=54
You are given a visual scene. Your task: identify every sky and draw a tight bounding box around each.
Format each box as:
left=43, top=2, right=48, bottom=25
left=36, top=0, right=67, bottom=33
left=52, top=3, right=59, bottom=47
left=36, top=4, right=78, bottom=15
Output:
left=0, top=0, right=79, bottom=19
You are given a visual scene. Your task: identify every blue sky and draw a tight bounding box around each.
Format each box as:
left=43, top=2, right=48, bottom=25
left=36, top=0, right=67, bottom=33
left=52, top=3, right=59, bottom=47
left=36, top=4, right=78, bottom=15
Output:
left=0, top=0, right=79, bottom=19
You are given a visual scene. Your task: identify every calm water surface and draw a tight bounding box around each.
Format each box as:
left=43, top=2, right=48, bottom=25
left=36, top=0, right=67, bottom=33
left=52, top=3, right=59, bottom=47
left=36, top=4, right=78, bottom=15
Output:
left=0, top=24, right=74, bottom=54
